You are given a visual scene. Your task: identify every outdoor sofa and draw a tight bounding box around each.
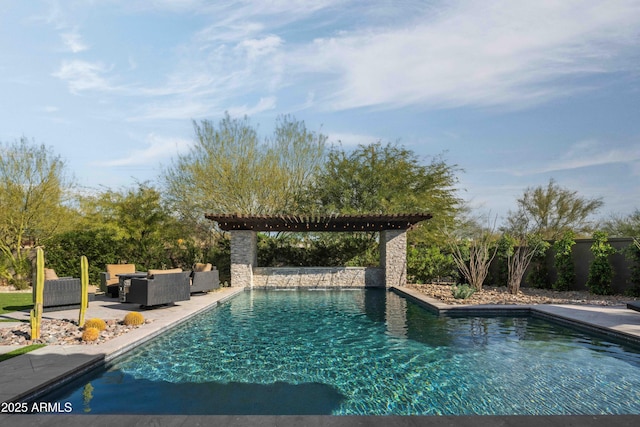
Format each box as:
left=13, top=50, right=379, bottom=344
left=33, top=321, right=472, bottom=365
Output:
left=37, top=268, right=93, bottom=312
left=190, top=263, right=220, bottom=294
left=127, top=269, right=191, bottom=308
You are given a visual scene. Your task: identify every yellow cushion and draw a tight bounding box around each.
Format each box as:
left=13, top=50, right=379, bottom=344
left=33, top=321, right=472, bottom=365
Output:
left=44, top=268, right=58, bottom=280
left=105, top=264, right=136, bottom=286
left=193, top=263, right=212, bottom=272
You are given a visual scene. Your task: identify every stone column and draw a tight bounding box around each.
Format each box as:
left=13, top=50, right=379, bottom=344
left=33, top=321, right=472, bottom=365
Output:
left=380, top=229, right=407, bottom=288
left=230, top=230, right=257, bottom=288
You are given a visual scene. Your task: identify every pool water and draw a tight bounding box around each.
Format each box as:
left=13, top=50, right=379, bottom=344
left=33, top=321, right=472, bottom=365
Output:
left=43, top=289, right=640, bottom=415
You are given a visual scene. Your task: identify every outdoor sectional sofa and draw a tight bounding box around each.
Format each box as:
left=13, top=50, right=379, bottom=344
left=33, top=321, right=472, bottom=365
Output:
left=127, top=269, right=191, bottom=308
left=190, top=263, right=220, bottom=294
left=37, top=268, right=93, bottom=312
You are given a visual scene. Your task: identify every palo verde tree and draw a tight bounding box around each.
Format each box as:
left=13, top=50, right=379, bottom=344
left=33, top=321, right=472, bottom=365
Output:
left=162, top=113, right=326, bottom=229
left=603, top=209, right=640, bottom=237
left=0, top=138, right=73, bottom=289
left=161, top=114, right=326, bottom=274
left=505, top=178, right=603, bottom=240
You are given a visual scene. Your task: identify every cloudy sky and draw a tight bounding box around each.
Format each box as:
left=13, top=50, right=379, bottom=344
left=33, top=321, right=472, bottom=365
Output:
left=1, top=0, right=639, bottom=224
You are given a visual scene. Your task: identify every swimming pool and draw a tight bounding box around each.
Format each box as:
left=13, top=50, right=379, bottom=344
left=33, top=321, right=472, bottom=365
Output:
left=41, top=289, right=640, bottom=415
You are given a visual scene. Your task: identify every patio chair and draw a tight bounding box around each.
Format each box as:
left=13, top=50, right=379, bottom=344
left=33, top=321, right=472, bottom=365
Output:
left=190, top=263, right=220, bottom=294
left=37, top=268, right=90, bottom=312
left=100, top=264, right=140, bottom=297
left=127, top=270, right=191, bottom=308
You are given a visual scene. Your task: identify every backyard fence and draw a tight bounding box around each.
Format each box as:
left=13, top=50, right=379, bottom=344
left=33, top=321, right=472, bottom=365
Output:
left=490, top=237, right=637, bottom=294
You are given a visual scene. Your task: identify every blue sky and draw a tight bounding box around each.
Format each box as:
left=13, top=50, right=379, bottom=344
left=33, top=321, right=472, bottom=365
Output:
left=1, top=0, right=639, bottom=225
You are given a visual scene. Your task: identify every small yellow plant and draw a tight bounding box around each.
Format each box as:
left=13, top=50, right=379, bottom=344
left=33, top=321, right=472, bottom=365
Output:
left=123, top=312, right=145, bottom=326
left=84, top=318, right=107, bottom=331
left=82, top=327, right=100, bottom=342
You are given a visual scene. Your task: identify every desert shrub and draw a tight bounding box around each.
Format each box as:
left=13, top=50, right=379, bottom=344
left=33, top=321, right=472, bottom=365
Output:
left=84, top=318, right=106, bottom=331
left=553, top=231, right=575, bottom=291
left=46, top=228, right=124, bottom=284
left=586, top=231, right=616, bottom=295
left=451, top=283, right=476, bottom=299
left=81, top=327, right=100, bottom=342
left=407, top=245, right=457, bottom=284
left=526, top=245, right=551, bottom=289
left=123, top=312, right=145, bottom=326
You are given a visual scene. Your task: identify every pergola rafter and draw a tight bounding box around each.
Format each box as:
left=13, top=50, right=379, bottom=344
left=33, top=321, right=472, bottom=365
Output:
left=205, top=213, right=432, bottom=232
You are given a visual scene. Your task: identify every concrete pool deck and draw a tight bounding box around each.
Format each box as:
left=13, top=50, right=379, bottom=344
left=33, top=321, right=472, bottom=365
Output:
left=1, top=286, right=640, bottom=426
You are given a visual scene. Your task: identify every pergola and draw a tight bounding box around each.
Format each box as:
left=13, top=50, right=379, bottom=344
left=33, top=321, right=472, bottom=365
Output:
left=205, top=213, right=432, bottom=288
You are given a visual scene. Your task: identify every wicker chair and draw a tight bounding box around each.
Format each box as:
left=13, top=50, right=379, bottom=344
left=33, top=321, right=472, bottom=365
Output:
left=191, top=269, right=220, bottom=294
left=36, top=269, right=88, bottom=312
left=99, top=264, right=140, bottom=297
left=127, top=271, right=191, bottom=308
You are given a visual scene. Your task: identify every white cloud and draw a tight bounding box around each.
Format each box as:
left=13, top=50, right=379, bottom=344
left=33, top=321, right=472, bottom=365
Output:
left=61, top=30, right=88, bottom=53
left=47, top=1, right=640, bottom=123
left=288, top=0, right=640, bottom=111
left=541, top=140, right=640, bottom=173
left=52, top=60, right=112, bottom=93
left=237, top=35, right=283, bottom=60
left=227, top=97, right=277, bottom=116
left=503, top=139, right=640, bottom=176
left=101, top=134, right=192, bottom=167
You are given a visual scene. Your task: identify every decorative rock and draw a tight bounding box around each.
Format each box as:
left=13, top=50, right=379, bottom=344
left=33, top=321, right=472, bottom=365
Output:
left=408, top=283, right=639, bottom=306
left=0, top=317, right=153, bottom=346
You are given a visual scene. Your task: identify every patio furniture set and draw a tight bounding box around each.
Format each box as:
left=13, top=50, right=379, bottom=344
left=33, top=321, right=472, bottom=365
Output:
left=35, top=263, right=220, bottom=311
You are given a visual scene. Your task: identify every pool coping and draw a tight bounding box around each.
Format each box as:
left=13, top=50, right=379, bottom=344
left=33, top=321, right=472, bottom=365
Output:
left=2, top=286, right=640, bottom=426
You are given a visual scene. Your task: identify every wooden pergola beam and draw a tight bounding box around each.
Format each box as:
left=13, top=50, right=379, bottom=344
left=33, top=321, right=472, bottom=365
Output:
left=205, top=213, right=432, bottom=232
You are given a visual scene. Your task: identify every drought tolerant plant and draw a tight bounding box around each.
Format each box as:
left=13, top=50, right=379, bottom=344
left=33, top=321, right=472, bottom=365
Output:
left=526, top=242, right=551, bottom=289
left=79, top=255, right=89, bottom=328
left=444, top=215, right=499, bottom=291
left=505, top=233, right=548, bottom=295
left=628, top=238, right=640, bottom=296
left=30, top=247, right=45, bottom=340
left=123, top=312, right=145, bottom=326
left=82, top=327, right=100, bottom=342
left=407, top=245, right=457, bottom=284
left=586, top=231, right=616, bottom=295
left=84, top=318, right=106, bottom=331
left=553, top=230, right=576, bottom=291
left=451, top=283, right=475, bottom=299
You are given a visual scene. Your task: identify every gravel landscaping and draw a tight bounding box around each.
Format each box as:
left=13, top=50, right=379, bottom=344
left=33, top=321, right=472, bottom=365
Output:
left=408, top=283, right=638, bottom=306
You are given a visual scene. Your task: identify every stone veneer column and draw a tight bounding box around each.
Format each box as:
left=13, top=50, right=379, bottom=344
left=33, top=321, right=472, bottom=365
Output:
left=380, top=229, right=407, bottom=288
left=230, top=230, right=257, bottom=288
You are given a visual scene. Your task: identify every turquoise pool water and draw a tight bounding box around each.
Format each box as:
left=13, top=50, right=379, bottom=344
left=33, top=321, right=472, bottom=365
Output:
left=43, top=289, right=640, bottom=415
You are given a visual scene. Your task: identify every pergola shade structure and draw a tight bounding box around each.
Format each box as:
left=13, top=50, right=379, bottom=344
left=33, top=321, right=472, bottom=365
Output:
left=205, top=213, right=432, bottom=289
left=205, top=213, right=432, bottom=232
